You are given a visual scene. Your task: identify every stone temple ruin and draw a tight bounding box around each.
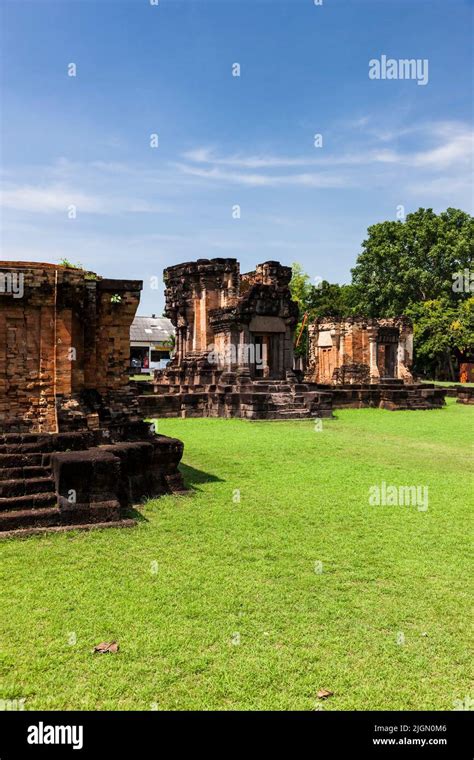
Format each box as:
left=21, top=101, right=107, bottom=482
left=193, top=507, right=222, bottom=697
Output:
left=0, top=258, right=448, bottom=536
left=139, top=258, right=333, bottom=420
left=304, top=315, right=447, bottom=410
left=0, top=262, right=185, bottom=536
left=138, top=258, right=445, bottom=419
left=307, top=317, right=414, bottom=385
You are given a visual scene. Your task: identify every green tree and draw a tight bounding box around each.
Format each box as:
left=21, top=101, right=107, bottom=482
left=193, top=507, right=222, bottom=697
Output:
left=351, top=207, right=473, bottom=316
left=290, top=208, right=474, bottom=377
left=289, top=263, right=313, bottom=356
left=308, top=280, right=358, bottom=317
left=289, top=265, right=358, bottom=356
left=289, top=262, right=312, bottom=311
left=407, top=297, right=474, bottom=380
left=351, top=207, right=473, bottom=378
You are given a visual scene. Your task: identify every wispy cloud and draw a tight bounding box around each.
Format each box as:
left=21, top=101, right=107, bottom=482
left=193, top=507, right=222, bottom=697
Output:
left=410, top=122, right=473, bottom=169
left=183, top=117, right=474, bottom=169
left=180, top=146, right=399, bottom=169
left=178, top=120, right=472, bottom=191
left=1, top=120, right=471, bottom=218
left=0, top=182, right=172, bottom=214
left=1, top=184, right=103, bottom=214
left=174, top=162, right=348, bottom=187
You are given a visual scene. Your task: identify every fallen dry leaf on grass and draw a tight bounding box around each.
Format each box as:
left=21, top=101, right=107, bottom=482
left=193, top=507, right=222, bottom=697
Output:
left=93, top=641, right=119, bottom=654
left=317, top=689, right=333, bottom=699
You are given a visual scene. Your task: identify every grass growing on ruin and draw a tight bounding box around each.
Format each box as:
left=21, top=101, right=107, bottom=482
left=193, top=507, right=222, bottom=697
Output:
left=0, top=399, right=472, bottom=711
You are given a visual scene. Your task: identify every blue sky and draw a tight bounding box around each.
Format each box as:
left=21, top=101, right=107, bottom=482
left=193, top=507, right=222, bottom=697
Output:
left=1, top=0, right=472, bottom=315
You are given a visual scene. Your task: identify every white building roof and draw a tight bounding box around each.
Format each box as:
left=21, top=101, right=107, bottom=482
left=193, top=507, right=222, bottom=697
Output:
left=130, top=315, right=174, bottom=344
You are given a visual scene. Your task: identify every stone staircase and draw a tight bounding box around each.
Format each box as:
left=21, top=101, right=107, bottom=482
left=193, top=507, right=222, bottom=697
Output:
left=140, top=373, right=447, bottom=418
left=379, top=383, right=446, bottom=411
left=252, top=381, right=316, bottom=419
left=0, top=438, right=59, bottom=532
left=0, top=429, right=187, bottom=536
left=139, top=376, right=334, bottom=420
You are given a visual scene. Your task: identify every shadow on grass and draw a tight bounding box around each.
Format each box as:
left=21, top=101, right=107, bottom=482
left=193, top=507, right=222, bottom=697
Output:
left=179, top=463, right=224, bottom=492
left=126, top=507, right=148, bottom=523
left=131, top=464, right=223, bottom=517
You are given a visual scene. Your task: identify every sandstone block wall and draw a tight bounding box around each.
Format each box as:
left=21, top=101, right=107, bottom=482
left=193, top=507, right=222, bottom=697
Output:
left=0, top=262, right=142, bottom=432
left=306, top=317, right=414, bottom=385
left=162, top=258, right=298, bottom=380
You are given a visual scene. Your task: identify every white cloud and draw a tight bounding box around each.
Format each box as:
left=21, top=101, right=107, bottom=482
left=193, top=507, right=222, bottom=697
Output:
left=411, top=125, right=473, bottom=169
left=182, top=148, right=314, bottom=169
left=175, top=162, right=347, bottom=188
left=0, top=184, right=104, bottom=213
left=179, top=117, right=473, bottom=176
left=0, top=182, right=172, bottom=215
left=2, top=120, right=471, bottom=221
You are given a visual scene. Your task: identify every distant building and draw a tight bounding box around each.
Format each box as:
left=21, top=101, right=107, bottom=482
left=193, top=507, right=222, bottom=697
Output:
left=130, top=314, right=174, bottom=373
left=306, top=316, right=414, bottom=384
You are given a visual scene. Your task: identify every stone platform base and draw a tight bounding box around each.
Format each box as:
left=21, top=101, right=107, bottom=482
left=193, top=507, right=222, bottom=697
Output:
left=0, top=428, right=185, bottom=534
left=0, top=518, right=137, bottom=540
left=139, top=373, right=334, bottom=420
left=312, top=380, right=447, bottom=411
left=431, top=384, right=474, bottom=404
left=136, top=373, right=446, bottom=420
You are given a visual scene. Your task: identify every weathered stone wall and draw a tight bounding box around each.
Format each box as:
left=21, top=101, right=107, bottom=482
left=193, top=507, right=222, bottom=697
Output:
left=0, top=262, right=142, bottom=432
left=162, top=258, right=298, bottom=380
left=0, top=262, right=187, bottom=535
left=306, top=317, right=414, bottom=385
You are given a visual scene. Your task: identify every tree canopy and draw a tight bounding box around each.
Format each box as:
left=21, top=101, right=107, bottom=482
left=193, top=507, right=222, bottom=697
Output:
left=351, top=207, right=473, bottom=316
left=290, top=207, right=474, bottom=378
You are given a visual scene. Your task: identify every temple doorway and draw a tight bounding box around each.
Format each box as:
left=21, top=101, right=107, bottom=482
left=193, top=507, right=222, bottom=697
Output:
left=377, top=328, right=398, bottom=378
left=252, top=334, right=280, bottom=378
left=253, top=335, right=268, bottom=378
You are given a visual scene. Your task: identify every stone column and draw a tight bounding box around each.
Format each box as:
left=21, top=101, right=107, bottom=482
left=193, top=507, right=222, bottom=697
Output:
left=238, top=327, right=250, bottom=373
left=367, top=328, right=380, bottom=383
left=176, top=317, right=187, bottom=364
left=200, top=288, right=207, bottom=352
left=305, top=324, right=317, bottom=382
left=336, top=327, right=346, bottom=378
left=192, top=298, right=199, bottom=351
left=397, top=330, right=414, bottom=383
left=338, top=329, right=345, bottom=366
left=397, top=341, right=403, bottom=379
left=233, top=327, right=251, bottom=385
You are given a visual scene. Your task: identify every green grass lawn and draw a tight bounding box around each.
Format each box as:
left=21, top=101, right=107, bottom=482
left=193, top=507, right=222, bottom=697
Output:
left=1, top=399, right=472, bottom=711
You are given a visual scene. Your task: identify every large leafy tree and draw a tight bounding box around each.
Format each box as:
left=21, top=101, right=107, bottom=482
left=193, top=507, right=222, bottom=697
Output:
left=290, top=265, right=358, bottom=356
left=351, top=208, right=473, bottom=316
left=290, top=208, right=473, bottom=378
left=407, top=298, right=474, bottom=380
left=350, top=207, right=473, bottom=378
left=308, top=281, right=358, bottom=317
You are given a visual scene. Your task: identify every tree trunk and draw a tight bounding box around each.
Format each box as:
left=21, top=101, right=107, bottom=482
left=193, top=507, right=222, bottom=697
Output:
left=446, top=351, right=456, bottom=382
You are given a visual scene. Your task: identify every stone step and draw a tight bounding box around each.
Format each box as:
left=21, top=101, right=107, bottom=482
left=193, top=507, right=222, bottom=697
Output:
left=0, top=434, right=43, bottom=444
left=0, top=517, right=137, bottom=539
left=270, top=394, right=295, bottom=405
left=0, top=507, right=61, bottom=531
left=0, top=453, right=48, bottom=468
left=0, top=466, right=51, bottom=481
left=0, top=442, right=47, bottom=454
left=268, top=409, right=312, bottom=419
left=0, top=477, right=55, bottom=498
left=0, top=491, right=57, bottom=511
